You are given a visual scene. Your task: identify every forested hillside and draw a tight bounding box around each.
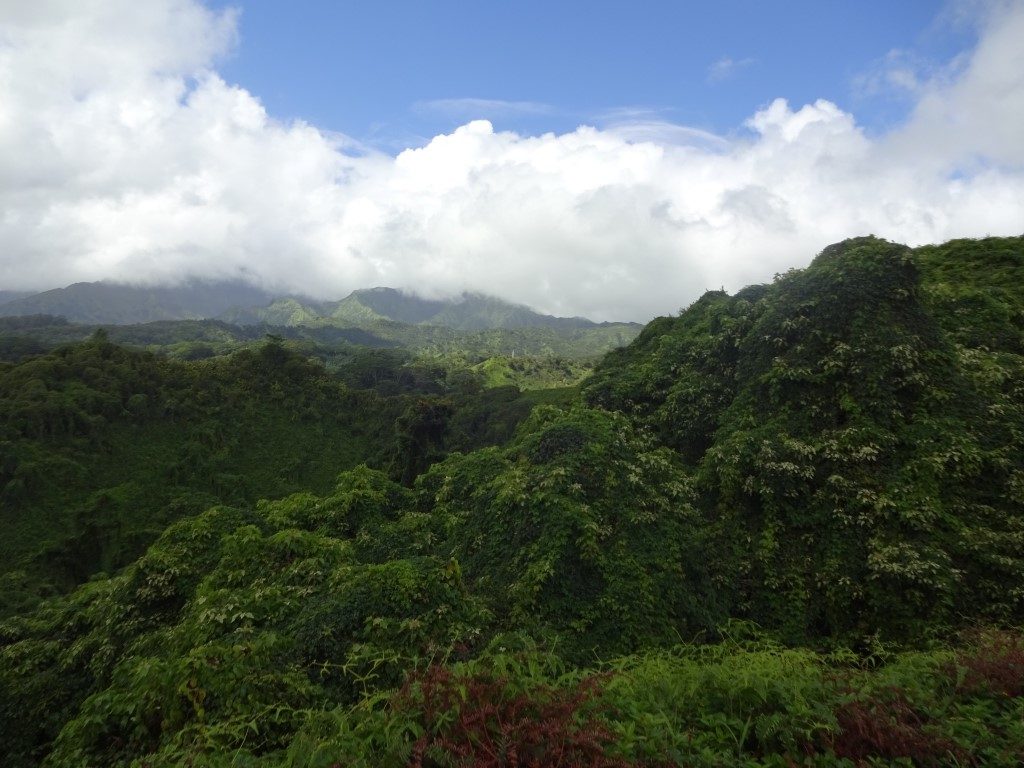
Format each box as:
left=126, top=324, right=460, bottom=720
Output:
left=584, top=236, right=1024, bottom=639
left=2, top=236, right=1023, bottom=767
left=0, top=335, right=572, bottom=617
left=0, top=309, right=641, bottom=371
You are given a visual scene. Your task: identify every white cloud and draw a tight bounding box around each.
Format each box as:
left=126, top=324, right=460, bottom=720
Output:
left=0, top=0, right=1022, bottom=322
left=602, top=120, right=729, bottom=150
left=853, top=49, right=934, bottom=98
left=593, top=107, right=728, bottom=149
left=889, top=1, right=1024, bottom=169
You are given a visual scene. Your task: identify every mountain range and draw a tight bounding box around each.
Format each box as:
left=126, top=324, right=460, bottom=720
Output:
left=219, top=287, right=621, bottom=331
left=0, top=282, right=628, bottom=332
left=0, top=281, right=274, bottom=325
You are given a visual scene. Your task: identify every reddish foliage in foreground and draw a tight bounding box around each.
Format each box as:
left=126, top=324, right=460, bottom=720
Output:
left=827, top=687, right=970, bottom=767
left=954, top=629, right=1024, bottom=698
left=397, top=664, right=632, bottom=768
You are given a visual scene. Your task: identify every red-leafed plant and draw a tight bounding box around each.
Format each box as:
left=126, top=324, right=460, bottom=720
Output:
left=397, top=663, right=633, bottom=768
left=954, top=629, right=1024, bottom=698
left=827, top=686, right=969, bottom=767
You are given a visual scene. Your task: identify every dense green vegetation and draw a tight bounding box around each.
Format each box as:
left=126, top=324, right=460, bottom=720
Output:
left=584, top=236, right=1024, bottom=641
left=0, top=314, right=638, bottom=364
left=2, top=235, right=1023, bottom=766
left=0, top=334, right=571, bottom=617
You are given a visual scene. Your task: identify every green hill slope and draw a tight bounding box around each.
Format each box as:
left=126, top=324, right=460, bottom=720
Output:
left=585, top=235, right=1024, bottom=638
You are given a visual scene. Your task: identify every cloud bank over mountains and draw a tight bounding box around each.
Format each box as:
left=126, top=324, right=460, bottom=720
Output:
left=1, top=0, right=1022, bottom=321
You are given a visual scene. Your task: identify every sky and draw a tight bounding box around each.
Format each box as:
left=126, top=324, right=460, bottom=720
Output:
left=0, top=0, right=1022, bottom=321
left=205, top=1, right=968, bottom=145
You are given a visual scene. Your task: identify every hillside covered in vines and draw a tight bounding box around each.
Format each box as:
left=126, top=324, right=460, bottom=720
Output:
left=2, top=235, right=1023, bottom=767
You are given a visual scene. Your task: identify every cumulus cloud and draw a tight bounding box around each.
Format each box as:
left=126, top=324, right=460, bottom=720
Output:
left=0, top=0, right=1022, bottom=321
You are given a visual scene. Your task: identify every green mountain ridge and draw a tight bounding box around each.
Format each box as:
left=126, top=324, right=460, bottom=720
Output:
left=0, top=284, right=644, bottom=370
left=216, top=288, right=645, bottom=360
left=0, top=281, right=644, bottom=357
left=222, top=286, right=628, bottom=332
left=328, top=287, right=448, bottom=325
left=0, top=281, right=275, bottom=325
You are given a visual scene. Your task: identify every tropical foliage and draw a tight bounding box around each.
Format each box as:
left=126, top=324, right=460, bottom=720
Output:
left=2, top=235, right=1023, bottom=766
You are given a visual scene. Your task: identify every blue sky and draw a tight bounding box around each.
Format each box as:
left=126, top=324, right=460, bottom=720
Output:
left=1, top=0, right=1021, bottom=319
left=209, top=0, right=969, bottom=147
